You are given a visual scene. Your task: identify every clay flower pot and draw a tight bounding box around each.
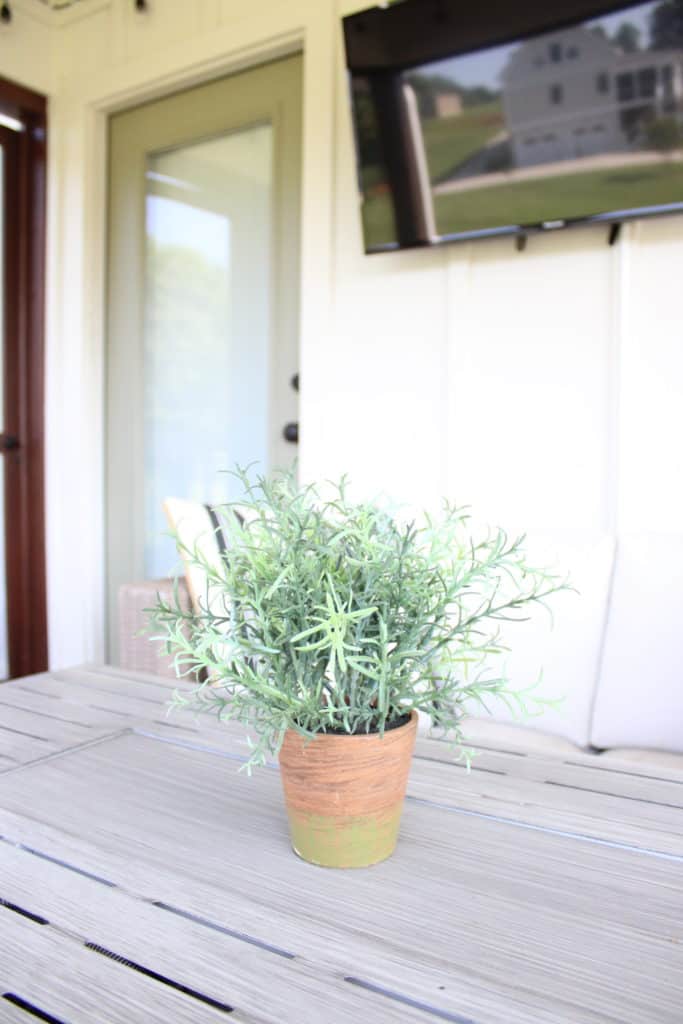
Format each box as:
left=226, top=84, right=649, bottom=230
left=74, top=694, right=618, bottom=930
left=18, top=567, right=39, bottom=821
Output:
left=278, top=710, right=418, bottom=868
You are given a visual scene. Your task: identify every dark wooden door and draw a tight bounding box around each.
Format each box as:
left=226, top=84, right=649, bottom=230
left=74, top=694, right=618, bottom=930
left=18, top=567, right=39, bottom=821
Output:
left=0, top=79, right=47, bottom=679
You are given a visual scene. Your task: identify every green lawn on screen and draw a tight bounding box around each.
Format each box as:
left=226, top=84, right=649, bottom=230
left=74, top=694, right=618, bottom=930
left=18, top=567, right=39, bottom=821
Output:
left=360, top=102, right=504, bottom=248
left=434, top=160, right=683, bottom=234
left=422, top=102, right=504, bottom=183
left=362, top=193, right=396, bottom=251
left=362, top=159, right=683, bottom=248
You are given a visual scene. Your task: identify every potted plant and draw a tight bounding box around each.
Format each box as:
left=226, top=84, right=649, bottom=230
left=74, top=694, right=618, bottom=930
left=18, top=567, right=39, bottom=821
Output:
left=152, top=469, right=568, bottom=868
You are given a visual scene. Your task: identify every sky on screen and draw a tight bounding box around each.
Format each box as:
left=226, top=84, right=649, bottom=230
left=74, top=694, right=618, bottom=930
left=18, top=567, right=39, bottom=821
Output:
left=427, top=2, right=655, bottom=90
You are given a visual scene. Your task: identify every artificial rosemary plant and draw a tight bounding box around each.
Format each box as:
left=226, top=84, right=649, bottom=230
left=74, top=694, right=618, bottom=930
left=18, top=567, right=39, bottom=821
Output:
left=152, top=469, right=569, bottom=770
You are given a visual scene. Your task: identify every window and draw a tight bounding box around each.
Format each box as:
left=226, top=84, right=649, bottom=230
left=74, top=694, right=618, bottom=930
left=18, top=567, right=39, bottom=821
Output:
left=574, top=126, right=586, bottom=136
left=617, top=73, right=635, bottom=102
left=524, top=137, right=537, bottom=145
left=542, top=133, right=556, bottom=142
left=549, top=43, right=562, bottom=63
left=592, top=124, right=605, bottom=133
left=550, top=84, right=563, bottom=105
left=566, top=46, right=579, bottom=59
left=638, top=67, right=656, bottom=98
left=596, top=72, right=609, bottom=94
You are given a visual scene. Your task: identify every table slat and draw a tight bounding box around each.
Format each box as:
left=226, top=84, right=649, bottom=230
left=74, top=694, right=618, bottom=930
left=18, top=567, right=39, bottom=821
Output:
left=0, top=911, right=247, bottom=1024
left=1, top=728, right=682, bottom=1024
left=0, top=843, right=456, bottom=1024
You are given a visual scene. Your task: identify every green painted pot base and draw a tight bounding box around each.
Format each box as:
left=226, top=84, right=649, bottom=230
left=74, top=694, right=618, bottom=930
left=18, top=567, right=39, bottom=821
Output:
left=286, top=807, right=404, bottom=868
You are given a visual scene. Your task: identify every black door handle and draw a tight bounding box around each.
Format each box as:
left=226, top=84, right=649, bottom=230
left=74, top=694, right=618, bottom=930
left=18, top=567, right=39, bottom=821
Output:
left=282, top=422, right=298, bottom=444
left=0, top=434, right=19, bottom=452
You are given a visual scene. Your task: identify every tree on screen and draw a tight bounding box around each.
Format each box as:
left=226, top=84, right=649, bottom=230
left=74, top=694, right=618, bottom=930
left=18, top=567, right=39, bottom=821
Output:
left=650, top=0, right=683, bottom=49
left=613, top=22, right=641, bottom=52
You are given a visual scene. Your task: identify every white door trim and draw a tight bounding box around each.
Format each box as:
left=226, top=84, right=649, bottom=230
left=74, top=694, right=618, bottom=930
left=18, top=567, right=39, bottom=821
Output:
left=45, top=1, right=336, bottom=668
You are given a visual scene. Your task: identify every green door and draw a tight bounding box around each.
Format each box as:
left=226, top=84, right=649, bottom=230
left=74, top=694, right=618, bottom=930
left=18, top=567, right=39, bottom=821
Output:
left=107, top=55, right=302, bottom=660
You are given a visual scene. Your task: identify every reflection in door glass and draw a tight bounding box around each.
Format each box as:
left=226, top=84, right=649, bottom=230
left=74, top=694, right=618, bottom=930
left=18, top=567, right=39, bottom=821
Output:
left=0, top=146, right=8, bottom=679
left=144, top=125, right=273, bottom=577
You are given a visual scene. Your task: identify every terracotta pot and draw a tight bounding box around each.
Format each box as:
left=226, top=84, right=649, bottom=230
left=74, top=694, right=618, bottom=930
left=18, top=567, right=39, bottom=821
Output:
left=278, top=711, right=418, bottom=868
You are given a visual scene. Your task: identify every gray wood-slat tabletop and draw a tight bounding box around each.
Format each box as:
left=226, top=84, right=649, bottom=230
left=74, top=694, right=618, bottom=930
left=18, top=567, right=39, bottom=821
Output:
left=1, top=666, right=682, bottom=1024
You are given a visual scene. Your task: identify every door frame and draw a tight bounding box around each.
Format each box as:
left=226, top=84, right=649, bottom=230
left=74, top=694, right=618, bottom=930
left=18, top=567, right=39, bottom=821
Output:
left=106, top=55, right=303, bottom=661
left=0, top=76, right=48, bottom=678
left=46, top=6, right=336, bottom=668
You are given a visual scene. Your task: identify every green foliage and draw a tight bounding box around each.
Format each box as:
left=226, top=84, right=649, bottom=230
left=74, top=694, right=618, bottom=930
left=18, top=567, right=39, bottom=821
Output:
left=650, top=0, right=683, bottom=50
left=420, top=102, right=505, bottom=184
left=612, top=22, right=641, bottom=53
left=647, top=115, right=683, bottom=152
left=432, top=160, right=683, bottom=236
left=151, top=469, right=569, bottom=770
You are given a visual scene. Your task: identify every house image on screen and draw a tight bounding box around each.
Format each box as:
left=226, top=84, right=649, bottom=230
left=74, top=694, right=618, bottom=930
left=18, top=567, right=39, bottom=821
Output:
left=434, top=91, right=463, bottom=118
left=501, top=25, right=683, bottom=167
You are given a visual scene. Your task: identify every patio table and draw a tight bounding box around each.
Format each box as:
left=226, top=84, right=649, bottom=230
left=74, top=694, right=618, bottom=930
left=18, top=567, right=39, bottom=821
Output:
left=0, top=664, right=682, bottom=1023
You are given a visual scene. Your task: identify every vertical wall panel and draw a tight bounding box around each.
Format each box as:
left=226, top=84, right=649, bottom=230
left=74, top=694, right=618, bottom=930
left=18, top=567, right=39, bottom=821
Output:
left=325, top=43, right=450, bottom=510
left=329, top=258, right=449, bottom=507
left=446, top=229, right=614, bottom=532
left=122, top=0, right=212, bottom=61
left=618, top=217, right=683, bottom=533
left=54, top=7, right=116, bottom=83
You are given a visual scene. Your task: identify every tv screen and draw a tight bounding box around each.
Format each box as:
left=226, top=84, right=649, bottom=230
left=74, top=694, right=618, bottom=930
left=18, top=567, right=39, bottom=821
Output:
left=343, top=0, right=683, bottom=251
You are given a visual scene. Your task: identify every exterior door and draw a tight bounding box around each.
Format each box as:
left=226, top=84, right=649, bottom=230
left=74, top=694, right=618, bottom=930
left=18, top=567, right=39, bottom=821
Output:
left=107, top=56, right=302, bottom=660
left=0, top=80, right=48, bottom=681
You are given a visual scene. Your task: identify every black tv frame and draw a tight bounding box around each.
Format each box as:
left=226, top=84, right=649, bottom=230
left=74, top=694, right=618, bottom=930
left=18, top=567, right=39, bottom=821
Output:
left=343, top=0, right=683, bottom=252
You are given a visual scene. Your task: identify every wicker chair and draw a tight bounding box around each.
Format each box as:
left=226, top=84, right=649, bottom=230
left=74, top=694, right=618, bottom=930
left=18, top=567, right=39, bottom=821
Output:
left=118, top=499, right=227, bottom=677
left=118, top=577, right=192, bottom=678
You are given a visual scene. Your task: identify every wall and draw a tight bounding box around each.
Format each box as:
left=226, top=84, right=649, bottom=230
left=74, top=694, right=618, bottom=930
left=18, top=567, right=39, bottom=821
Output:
left=46, top=0, right=337, bottom=669
left=0, top=0, right=55, bottom=96
left=327, top=4, right=681, bottom=539
left=1, top=0, right=682, bottom=671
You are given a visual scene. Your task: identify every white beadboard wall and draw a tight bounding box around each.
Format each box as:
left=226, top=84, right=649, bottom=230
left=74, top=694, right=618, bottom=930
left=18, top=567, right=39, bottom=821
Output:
left=0, top=1, right=54, bottom=95
left=2, top=0, right=682, bottom=669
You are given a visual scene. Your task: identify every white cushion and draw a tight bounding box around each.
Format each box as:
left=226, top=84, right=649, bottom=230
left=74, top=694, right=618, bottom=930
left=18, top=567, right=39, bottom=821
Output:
left=599, top=748, right=683, bottom=775
left=461, top=531, right=615, bottom=748
left=163, top=498, right=225, bottom=615
left=590, top=533, right=683, bottom=753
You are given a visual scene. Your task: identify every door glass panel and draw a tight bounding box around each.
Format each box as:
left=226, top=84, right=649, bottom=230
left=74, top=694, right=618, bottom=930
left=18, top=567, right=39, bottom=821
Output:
left=144, top=124, right=273, bottom=577
left=0, top=145, right=7, bottom=680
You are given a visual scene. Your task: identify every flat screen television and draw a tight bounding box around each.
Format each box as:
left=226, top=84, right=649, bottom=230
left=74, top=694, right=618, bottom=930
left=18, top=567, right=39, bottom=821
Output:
left=343, top=0, right=683, bottom=252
